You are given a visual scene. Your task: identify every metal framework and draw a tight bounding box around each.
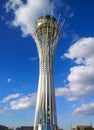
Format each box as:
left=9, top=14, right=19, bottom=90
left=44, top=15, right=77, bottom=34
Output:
left=32, top=15, right=64, bottom=130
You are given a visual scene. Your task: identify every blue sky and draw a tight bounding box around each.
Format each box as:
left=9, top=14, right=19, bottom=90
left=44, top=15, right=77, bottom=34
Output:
left=0, top=0, right=94, bottom=129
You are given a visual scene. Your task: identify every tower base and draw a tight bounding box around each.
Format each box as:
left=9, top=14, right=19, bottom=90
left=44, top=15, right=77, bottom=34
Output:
left=34, top=124, right=58, bottom=130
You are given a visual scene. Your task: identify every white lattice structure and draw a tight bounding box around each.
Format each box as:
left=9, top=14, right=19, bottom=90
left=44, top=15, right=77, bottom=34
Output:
left=32, top=15, right=64, bottom=130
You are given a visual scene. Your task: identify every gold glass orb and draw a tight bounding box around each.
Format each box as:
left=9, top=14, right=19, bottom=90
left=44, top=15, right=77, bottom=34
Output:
left=36, top=15, right=58, bottom=36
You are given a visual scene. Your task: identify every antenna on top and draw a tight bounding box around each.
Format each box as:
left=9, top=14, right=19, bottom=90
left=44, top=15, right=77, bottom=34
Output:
left=57, top=13, right=61, bottom=23
left=59, top=19, right=66, bottom=32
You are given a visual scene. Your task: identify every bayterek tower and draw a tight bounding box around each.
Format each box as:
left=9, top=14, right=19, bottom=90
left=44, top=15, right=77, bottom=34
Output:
left=32, top=15, right=63, bottom=130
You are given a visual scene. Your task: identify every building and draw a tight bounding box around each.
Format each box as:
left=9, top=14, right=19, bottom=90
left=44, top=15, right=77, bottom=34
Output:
left=0, top=125, right=8, bottom=130
left=72, top=125, right=94, bottom=130
left=0, top=125, right=13, bottom=130
left=58, top=128, right=63, bottom=130
left=33, top=15, right=63, bottom=130
left=16, top=128, right=21, bottom=130
left=16, top=126, right=33, bottom=130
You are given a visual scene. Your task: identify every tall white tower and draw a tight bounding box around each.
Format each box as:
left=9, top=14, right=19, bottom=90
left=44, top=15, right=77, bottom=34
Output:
left=33, top=15, right=63, bottom=130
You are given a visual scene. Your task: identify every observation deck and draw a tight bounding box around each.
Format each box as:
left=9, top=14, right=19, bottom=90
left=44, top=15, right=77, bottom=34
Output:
left=36, top=15, right=58, bottom=37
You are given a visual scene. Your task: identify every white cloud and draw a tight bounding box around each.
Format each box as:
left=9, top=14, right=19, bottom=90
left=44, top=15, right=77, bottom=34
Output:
left=5, top=0, right=54, bottom=36
left=64, top=37, right=94, bottom=65
left=59, top=37, right=94, bottom=101
left=55, top=87, right=68, bottom=97
left=29, top=57, right=38, bottom=61
left=7, top=78, right=12, bottom=83
left=6, top=0, right=23, bottom=12
left=2, top=93, right=21, bottom=103
left=5, top=0, right=73, bottom=36
left=0, top=92, right=37, bottom=113
left=10, top=93, right=36, bottom=110
left=72, top=102, right=94, bottom=117
left=0, top=108, right=12, bottom=115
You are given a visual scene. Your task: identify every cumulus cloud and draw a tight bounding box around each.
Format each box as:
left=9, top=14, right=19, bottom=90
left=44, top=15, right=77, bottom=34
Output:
left=0, top=92, right=37, bottom=113
left=59, top=37, right=94, bottom=101
left=5, top=0, right=73, bottom=36
left=64, top=37, right=94, bottom=65
left=2, top=93, right=21, bottom=103
left=10, top=93, right=36, bottom=110
left=5, top=0, right=54, bottom=36
left=72, top=102, right=94, bottom=117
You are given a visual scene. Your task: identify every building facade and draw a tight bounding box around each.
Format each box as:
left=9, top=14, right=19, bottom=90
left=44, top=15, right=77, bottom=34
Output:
left=72, top=125, right=94, bottom=130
